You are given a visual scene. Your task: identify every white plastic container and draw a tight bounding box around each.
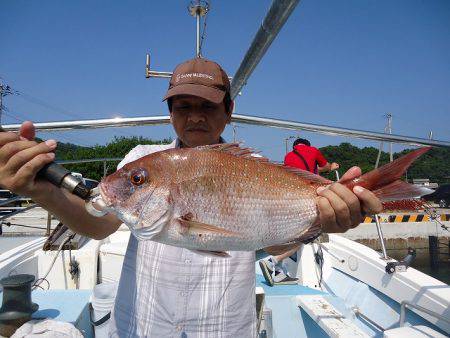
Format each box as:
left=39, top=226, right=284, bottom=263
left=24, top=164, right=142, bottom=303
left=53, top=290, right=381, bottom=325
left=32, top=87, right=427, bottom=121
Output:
left=91, top=282, right=118, bottom=338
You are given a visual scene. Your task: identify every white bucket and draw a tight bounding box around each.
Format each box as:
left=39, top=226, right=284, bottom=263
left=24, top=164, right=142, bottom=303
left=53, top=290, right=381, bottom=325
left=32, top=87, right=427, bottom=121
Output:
left=91, top=282, right=118, bottom=338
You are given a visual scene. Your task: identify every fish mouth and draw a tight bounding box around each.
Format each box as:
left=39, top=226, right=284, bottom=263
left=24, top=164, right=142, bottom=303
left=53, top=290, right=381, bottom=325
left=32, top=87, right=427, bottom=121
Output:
left=98, top=182, right=112, bottom=206
left=85, top=186, right=109, bottom=217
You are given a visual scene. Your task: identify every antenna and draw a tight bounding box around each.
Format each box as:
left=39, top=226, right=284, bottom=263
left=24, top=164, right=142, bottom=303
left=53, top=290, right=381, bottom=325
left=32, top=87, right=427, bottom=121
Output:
left=188, top=0, right=209, bottom=57
left=145, top=1, right=211, bottom=80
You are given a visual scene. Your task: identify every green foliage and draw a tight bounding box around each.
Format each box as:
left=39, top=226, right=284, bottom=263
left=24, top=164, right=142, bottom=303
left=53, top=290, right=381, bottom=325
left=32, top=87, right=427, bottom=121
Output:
left=54, top=136, right=172, bottom=181
left=319, top=143, right=450, bottom=184
left=395, top=146, right=450, bottom=185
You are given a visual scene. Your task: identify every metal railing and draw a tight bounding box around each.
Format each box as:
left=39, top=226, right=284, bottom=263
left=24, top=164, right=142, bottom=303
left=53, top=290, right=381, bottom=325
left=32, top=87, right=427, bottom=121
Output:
left=0, top=204, right=37, bottom=221
left=0, top=196, right=29, bottom=207
left=352, top=307, right=386, bottom=332
left=399, top=301, right=450, bottom=327
left=2, top=114, right=449, bottom=148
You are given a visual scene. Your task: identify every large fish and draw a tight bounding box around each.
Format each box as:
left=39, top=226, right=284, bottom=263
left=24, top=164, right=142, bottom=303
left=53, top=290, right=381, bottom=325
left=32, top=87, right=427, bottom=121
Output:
left=96, top=144, right=431, bottom=255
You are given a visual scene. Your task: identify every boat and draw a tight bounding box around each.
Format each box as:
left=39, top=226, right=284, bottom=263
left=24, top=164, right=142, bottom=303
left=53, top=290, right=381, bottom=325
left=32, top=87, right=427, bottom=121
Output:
left=1, top=1, right=449, bottom=337
left=1, top=219, right=449, bottom=337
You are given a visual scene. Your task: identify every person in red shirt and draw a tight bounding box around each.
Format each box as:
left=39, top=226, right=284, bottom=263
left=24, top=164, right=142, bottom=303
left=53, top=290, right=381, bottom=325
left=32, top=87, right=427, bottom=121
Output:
left=284, top=138, right=339, bottom=173
left=259, top=138, right=340, bottom=286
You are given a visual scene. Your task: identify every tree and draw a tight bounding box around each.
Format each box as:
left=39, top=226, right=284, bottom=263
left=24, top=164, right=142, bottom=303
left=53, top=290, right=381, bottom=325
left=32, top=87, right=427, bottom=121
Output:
left=319, top=143, right=449, bottom=184
left=55, top=136, right=172, bottom=181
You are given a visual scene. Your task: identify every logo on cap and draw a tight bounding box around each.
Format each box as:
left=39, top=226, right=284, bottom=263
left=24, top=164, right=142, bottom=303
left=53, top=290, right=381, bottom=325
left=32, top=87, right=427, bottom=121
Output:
left=175, top=72, right=215, bottom=83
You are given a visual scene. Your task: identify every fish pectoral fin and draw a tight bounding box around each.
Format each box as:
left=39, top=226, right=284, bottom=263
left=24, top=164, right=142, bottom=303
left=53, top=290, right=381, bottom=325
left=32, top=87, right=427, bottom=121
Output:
left=177, top=218, right=239, bottom=236
left=191, top=250, right=231, bottom=258
left=264, top=242, right=302, bottom=256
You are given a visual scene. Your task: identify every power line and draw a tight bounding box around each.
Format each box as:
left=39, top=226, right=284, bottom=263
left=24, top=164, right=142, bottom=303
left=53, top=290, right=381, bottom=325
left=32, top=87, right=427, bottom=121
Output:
left=17, top=92, right=82, bottom=120
left=0, top=76, right=138, bottom=140
left=1, top=107, right=24, bottom=122
left=0, top=82, right=19, bottom=124
left=3, top=106, right=91, bottom=146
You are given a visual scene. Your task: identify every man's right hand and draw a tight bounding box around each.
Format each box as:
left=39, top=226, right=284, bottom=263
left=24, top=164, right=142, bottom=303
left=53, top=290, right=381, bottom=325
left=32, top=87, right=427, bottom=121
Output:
left=0, top=121, right=121, bottom=240
left=0, top=121, right=57, bottom=199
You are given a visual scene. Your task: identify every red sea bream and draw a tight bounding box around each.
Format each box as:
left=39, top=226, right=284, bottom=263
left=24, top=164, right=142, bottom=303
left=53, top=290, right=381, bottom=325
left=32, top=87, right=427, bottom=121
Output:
left=97, top=144, right=431, bottom=254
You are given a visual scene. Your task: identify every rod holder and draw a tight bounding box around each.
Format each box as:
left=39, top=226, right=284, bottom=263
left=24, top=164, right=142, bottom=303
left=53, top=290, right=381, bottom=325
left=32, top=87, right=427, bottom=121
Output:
left=374, top=214, right=389, bottom=260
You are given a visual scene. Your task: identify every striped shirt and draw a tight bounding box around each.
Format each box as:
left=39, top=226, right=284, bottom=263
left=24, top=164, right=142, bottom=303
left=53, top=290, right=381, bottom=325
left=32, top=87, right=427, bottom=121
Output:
left=109, top=140, right=257, bottom=338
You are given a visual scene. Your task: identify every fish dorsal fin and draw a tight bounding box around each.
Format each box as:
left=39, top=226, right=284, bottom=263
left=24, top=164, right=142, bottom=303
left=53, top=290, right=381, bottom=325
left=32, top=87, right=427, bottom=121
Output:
left=281, top=166, right=332, bottom=184
left=196, top=143, right=269, bottom=162
left=196, top=143, right=331, bottom=184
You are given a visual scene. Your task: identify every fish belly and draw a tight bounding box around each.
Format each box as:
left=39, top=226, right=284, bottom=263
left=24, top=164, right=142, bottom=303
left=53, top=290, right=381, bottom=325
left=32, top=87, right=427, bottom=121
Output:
left=156, top=179, right=318, bottom=251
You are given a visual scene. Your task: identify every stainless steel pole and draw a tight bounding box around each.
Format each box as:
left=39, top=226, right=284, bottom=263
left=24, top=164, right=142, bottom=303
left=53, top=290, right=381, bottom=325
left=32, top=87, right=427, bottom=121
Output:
left=230, top=0, right=300, bottom=99
left=374, top=214, right=388, bottom=260
left=3, top=114, right=450, bottom=148
left=196, top=11, right=200, bottom=57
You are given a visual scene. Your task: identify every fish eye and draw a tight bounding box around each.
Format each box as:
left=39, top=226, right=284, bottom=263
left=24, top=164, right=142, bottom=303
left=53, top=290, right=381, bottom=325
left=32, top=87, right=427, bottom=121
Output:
left=130, top=169, right=147, bottom=186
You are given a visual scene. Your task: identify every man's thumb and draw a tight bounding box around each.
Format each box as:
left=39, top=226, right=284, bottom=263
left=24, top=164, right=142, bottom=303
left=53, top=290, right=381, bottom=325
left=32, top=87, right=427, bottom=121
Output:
left=19, top=121, right=36, bottom=140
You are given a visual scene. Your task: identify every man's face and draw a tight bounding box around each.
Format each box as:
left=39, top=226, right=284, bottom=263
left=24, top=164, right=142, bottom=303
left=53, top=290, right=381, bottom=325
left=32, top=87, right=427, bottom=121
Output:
left=170, top=95, right=232, bottom=148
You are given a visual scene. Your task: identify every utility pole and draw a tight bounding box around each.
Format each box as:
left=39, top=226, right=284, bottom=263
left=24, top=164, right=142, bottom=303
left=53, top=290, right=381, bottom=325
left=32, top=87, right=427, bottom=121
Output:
left=232, top=123, right=237, bottom=142
left=375, top=113, right=393, bottom=168
left=284, top=135, right=296, bottom=154
left=0, top=83, right=14, bottom=124
left=387, top=113, right=393, bottom=162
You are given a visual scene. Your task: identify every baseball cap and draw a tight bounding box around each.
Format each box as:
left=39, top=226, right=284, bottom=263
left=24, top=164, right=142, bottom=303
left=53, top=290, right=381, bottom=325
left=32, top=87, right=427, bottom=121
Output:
left=163, top=58, right=230, bottom=104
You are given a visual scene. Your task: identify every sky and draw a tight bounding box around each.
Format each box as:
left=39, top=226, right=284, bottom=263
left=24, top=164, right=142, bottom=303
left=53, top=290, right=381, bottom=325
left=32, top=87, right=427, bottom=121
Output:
left=1, top=0, right=449, bottom=162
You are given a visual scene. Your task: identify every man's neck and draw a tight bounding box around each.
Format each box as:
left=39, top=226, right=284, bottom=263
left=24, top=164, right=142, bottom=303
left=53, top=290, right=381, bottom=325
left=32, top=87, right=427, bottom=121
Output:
left=176, top=137, right=226, bottom=149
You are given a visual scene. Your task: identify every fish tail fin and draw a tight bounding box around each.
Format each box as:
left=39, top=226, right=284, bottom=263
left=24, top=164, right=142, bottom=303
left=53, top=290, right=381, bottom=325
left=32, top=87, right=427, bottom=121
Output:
left=372, top=180, right=433, bottom=202
left=342, top=147, right=433, bottom=205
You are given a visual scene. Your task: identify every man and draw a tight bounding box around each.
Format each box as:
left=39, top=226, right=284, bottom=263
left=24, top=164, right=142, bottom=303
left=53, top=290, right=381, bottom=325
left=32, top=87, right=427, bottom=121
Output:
left=0, top=57, right=382, bottom=337
left=260, top=138, right=341, bottom=286
left=284, top=138, right=339, bottom=174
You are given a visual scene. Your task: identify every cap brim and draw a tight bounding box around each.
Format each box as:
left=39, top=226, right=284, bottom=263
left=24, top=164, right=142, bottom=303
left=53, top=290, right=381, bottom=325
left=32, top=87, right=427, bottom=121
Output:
left=163, top=83, right=226, bottom=104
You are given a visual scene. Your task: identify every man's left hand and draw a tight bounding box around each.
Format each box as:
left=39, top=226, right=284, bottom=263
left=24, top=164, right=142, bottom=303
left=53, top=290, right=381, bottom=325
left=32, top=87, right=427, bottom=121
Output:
left=316, top=166, right=382, bottom=233
left=330, top=162, right=340, bottom=171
